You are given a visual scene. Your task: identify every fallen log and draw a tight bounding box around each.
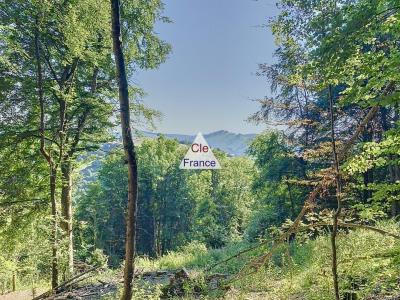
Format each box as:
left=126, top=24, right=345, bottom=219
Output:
left=32, top=266, right=99, bottom=300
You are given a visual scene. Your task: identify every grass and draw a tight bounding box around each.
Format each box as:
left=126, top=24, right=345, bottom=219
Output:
left=12, top=222, right=398, bottom=299
left=136, top=221, right=400, bottom=299
left=136, top=240, right=263, bottom=275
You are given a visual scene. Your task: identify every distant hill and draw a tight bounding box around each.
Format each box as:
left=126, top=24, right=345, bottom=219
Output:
left=139, top=130, right=256, bottom=156
left=78, top=130, right=256, bottom=185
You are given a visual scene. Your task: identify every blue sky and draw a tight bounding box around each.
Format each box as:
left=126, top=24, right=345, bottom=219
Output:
left=135, top=0, right=279, bottom=134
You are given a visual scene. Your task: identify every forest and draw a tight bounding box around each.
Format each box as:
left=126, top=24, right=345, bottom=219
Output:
left=0, top=0, right=400, bottom=299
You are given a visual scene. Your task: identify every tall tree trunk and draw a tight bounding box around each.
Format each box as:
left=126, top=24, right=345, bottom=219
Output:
left=35, top=16, right=59, bottom=289
left=390, top=106, right=400, bottom=216
left=50, top=166, right=59, bottom=288
left=60, top=67, right=98, bottom=277
left=61, top=161, right=73, bottom=277
left=110, top=1, right=139, bottom=299
left=329, top=85, right=342, bottom=300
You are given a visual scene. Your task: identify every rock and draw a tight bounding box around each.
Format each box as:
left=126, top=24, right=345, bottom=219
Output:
left=205, top=273, right=229, bottom=290
left=161, top=269, right=229, bottom=298
left=162, top=268, right=192, bottom=298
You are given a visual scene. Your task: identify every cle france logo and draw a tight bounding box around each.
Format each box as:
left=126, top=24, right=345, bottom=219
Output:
left=179, top=132, right=221, bottom=169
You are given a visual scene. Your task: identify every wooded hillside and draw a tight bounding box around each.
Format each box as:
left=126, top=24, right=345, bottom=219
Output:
left=0, top=0, right=399, bottom=299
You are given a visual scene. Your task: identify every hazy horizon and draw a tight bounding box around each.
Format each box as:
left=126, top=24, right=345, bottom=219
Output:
left=139, top=128, right=256, bottom=136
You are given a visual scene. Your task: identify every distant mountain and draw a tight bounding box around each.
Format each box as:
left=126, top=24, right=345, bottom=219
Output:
left=139, top=130, right=256, bottom=156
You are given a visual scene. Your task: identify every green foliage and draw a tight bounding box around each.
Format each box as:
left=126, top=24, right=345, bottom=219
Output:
left=0, top=0, right=171, bottom=286
left=87, top=249, right=109, bottom=268
left=344, top=131, right=400, bottom=218
left=345, top=134, right=400, bottom=175
left=76, top=137, right=256, bottom=264
left=189, top=154, right=256, bottom=248
left=134, top=222, right=399, bottom=299
left=1, top=0, right=400, bottom=297
left=257, top=222, right=400, bottom=300
left=246, top=131, right=308, bottom=240
left=0, top=217, right=52, bottom=292
left=137, top=240, right=259, bottom=276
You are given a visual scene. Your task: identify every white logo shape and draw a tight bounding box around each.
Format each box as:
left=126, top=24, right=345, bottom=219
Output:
left=179, top=132, right=221, bottom=169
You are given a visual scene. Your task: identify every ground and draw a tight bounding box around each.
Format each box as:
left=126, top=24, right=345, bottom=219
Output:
left=0, top=289, right=46, bottom=300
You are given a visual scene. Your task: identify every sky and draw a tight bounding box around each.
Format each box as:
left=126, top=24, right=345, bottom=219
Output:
left=134, top=0, right=279, bottom=135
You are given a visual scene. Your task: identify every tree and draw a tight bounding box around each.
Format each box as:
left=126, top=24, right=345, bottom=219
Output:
left=35, top=11, right=59, bottom=287
left=246, top=131, right=307, bottom=240
left=110, top=0, right=138, bottom=298
left=1, top=0, right=170, bottom=287
left=1, top=0, right=114, bottom=282
left=251, top=0, right=400, bottom=297
left=136, top=137, right=188, bottom=256
left=75, top=138, right=256, bottom=261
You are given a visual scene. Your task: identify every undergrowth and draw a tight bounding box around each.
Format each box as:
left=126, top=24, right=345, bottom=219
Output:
left=136, top=221, right=400, bottom=299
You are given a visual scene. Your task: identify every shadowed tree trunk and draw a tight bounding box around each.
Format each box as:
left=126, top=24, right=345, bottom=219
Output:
left=329, top=85, right=342, bottom=300
left=390, top=107, right=400, bottom=216
left=110, top=0, right=139, bottom=299
left=390, top=165, right=400, bottom=216
left=60, top=66, right=98, bottom=277
left=61, top=161, right=73, bottom=277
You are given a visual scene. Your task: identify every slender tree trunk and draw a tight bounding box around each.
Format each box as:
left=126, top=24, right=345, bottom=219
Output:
left=35, top=16, right=59, bottom=289
left=61, top=161, right=74, bottom=276
left=50, top=166, right=59, bottom=288
left=157, top=221, right=162, bottom=256
left=390, top=163, right=400, bottom=216
left=153, top=216, right=158, bottom=257
left=110, top=1, right=139, bottom=299
left=390, top=106, right=400, bottom=216
left=362, top=171, right=373, bottom=202
left=154, top=219, right=162, bottom=257
left=329, top=85, right=342, bottom=300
